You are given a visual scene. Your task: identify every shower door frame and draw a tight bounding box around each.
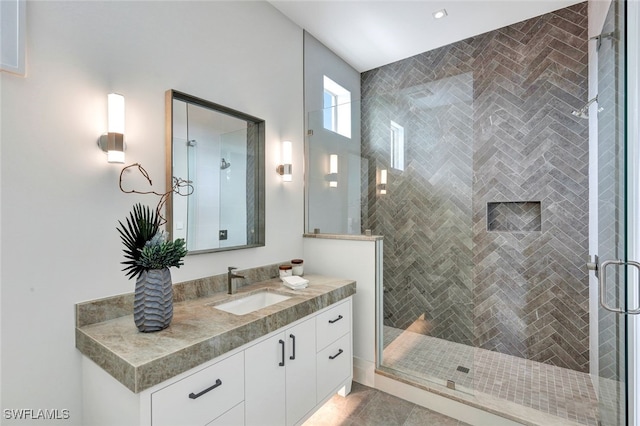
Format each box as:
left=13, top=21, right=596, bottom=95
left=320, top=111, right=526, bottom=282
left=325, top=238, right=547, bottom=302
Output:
left=628, top=0, right=640, bottom=423
left=595, top=0, right=640, bottom=424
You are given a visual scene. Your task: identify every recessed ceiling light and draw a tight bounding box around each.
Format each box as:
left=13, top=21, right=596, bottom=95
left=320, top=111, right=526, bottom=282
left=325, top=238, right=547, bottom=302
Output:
left=433, top=9, right=448, bottom=19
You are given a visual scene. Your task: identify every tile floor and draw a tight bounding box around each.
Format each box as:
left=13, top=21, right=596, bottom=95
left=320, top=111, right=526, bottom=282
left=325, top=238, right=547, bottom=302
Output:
left=304, top=382, right=471, bottom=426
left=382, top=326, right=600, bottom=425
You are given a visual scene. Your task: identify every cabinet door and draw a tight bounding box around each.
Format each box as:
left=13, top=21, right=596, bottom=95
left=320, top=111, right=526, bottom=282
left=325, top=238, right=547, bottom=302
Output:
left=245, top=332, right=286, bottom=426
left=285, top=317, right=316, bottom=426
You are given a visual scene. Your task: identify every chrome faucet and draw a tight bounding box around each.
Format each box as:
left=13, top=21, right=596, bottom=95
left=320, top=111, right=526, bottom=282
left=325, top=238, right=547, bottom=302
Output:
left=227, top=267, right=245, bottom=294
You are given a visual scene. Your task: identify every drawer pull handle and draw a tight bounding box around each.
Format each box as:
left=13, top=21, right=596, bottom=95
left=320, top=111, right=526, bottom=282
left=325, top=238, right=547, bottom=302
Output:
left=328, top=315, right=343, bottom=324
left=188, top=379, right=222, bottom=400
left=289, top=334, right=296, bottom=360
left=279, top=339, right=285, bottom=366
left=329, top=349, right=344, bottom=360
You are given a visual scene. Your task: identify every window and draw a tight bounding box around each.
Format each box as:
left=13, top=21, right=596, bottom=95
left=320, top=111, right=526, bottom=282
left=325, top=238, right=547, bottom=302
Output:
left=323, top=90, right=337, bottom=133
left=323, top=76, right=351, bottom=138
left=390, top=120, right=405, bottom=171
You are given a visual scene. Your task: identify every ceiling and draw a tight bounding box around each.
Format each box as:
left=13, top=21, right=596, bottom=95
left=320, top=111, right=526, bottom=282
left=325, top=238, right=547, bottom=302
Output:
left=269, top=0, right=584, bottom=72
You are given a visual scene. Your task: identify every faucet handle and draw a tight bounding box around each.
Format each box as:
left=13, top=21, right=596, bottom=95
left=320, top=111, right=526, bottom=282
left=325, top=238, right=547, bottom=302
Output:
left=228, top=266, right=237, bottom=272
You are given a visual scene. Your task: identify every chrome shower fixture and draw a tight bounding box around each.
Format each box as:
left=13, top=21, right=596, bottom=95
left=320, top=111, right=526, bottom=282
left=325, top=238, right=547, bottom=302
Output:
left=590, top=31, right=616, bottom=52
left=571, top=96, right=603, bottom=119
left=187, top=139, right=197, bottom=147
left=221, top=158, right=231, bottom=170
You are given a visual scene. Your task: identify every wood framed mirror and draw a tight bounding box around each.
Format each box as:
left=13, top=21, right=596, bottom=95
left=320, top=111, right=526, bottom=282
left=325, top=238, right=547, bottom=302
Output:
left=165, top=90, right=265, bottom=254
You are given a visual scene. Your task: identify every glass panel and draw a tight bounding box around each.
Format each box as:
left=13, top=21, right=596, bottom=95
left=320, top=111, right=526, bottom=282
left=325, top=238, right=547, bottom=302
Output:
left=306, top=100, right=363, bottom=235
left=218, top=127, right=248, bottom=249
left=306, top=4, right=596, bottom=421
left=362, top=72, right=475, bottom=395
left=597, top=1, right=627, bottom=424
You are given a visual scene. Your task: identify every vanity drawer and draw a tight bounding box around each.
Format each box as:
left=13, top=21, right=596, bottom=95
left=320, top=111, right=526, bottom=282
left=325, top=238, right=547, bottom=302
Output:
left=316, top=333, right=351, bottom=400
left=316, top=299, right=350, bottom=351
left=152, top=352, right=244, bottom=426
left=206, top=402, right=244, bottom=426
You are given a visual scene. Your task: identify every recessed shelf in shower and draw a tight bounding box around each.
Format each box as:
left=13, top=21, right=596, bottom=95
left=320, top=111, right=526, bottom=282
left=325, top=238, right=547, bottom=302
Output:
left=487, top=201, right=542, bottom=232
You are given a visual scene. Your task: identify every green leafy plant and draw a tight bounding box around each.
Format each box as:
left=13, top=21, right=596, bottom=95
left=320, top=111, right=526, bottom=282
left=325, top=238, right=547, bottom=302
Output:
left=138, top=232, right=187, bottom=270
left=117, top=204, right=187, bottom=279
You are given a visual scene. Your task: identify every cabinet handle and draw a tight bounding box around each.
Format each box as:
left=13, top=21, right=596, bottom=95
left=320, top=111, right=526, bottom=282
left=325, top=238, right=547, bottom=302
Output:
left=329, top=349, right=344, bottom=360
left=279, top=339, right=285, bottom=366
left=188, top=379, right=222, bottom=400
left=289, top=334, right=296, bottom=360
left=328, top=315, right=343, bottom=324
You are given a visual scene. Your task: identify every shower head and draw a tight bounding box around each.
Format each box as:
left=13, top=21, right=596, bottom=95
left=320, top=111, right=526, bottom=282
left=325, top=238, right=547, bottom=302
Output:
left=571, top=109, right=590, bottom=119
left=221, top=158, right=231, bottom=170
left=571, top=96, right=602, bottom=119
left=187, top=139, right=197, bottom=147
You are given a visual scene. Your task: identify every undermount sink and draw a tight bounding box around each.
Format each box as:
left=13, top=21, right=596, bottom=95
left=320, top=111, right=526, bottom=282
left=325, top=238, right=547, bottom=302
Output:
left=213, top=291, right=291, bottom=315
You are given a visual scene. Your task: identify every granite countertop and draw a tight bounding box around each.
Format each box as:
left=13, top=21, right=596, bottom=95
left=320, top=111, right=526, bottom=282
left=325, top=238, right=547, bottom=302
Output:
left=75, top=275, right=356, bottom=393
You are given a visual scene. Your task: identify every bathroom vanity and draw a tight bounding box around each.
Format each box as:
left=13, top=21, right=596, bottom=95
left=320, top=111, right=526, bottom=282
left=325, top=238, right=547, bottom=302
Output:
left=76, top=275, right=355, bottom=426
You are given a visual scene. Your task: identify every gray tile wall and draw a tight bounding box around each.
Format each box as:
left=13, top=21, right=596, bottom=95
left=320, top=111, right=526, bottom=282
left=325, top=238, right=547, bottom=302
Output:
left=362, top=2, right=589, bottom=372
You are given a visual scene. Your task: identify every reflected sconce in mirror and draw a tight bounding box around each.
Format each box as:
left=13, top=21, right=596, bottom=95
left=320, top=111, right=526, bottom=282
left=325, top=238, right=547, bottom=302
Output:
left=276, top=140, right=292, bottom=182
left=379, top=169, right=387, bottom=195
left=98, top=93, right=126, bottom=163
left=329, top=154, right=338, bottom=188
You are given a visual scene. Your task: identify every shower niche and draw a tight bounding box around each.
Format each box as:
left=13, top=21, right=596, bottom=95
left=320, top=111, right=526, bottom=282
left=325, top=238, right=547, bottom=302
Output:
left=486, top=201, right=542, bottom=232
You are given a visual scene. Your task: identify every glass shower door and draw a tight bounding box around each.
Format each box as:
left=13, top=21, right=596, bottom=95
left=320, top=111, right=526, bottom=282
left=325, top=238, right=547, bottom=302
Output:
left=596, top=0, right=629, bottom=424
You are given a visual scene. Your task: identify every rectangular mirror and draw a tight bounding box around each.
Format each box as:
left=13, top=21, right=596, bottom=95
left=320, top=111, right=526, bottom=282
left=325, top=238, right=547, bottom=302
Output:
left=166, top=90, right=265, bottom=254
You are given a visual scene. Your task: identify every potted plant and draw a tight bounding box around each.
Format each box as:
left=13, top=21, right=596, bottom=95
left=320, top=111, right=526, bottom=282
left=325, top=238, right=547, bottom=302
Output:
left=117, top=203, right=187, bottom=332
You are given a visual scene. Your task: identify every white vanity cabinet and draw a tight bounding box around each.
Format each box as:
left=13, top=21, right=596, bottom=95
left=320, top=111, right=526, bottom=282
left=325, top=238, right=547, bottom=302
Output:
left=245, top=316, right=316, bottom=426
left=245, top=299, right=352, bottom=426
left=80, top=296, right=353, bottom=426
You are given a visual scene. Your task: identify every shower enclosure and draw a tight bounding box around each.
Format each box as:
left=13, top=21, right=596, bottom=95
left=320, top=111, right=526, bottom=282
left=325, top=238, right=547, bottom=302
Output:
left=306, top=1, right=635, bottom=424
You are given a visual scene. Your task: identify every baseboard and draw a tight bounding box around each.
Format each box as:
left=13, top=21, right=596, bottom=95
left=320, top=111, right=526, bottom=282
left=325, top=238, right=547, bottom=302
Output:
left=352, top=357, right=375, bottom=387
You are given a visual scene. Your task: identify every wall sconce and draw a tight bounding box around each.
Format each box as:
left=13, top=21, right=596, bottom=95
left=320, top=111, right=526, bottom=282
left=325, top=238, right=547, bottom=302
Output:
left=379, top=169, right=387, bottom=195
left=98, top=93, right=126, bottom=163
left=276, top=140, right=292, bottom=182
left=329, top=154, right=338, bottom=188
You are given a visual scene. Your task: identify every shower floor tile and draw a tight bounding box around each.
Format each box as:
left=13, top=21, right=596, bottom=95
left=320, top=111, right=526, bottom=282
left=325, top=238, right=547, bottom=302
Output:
left=382, top=326, right=599, bottom=425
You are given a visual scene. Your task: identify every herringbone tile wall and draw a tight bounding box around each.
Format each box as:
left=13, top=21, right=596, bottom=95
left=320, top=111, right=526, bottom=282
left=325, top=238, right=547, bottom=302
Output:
left=362, top=2, right=589, bottom=372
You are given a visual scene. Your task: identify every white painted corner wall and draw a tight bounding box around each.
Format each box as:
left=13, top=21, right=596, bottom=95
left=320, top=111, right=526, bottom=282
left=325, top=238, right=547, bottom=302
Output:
left=0, top=2, right=303, bottom=423
left=303, top=237, right=379, bottom=386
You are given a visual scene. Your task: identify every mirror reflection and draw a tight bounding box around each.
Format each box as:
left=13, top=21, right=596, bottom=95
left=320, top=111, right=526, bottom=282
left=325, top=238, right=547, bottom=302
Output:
left=166, top=90, right=265, bottom=254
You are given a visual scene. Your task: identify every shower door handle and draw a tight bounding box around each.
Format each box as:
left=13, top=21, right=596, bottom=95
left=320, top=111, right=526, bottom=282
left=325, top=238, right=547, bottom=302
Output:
left=598, top=259, right=640, bottom=314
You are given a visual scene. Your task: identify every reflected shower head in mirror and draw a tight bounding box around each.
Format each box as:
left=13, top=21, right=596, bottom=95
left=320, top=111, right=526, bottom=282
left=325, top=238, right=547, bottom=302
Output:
left=571, top=96, right=603, bottom=119
left=221, top=158, right=231, bottom=169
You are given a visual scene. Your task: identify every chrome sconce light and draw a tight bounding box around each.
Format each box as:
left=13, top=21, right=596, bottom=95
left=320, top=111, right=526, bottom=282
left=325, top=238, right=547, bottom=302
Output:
left=276, top=140, right=292, bottom=182
left=379, top=169, right=388, bottom=195
left=328, top=154, right=338, bottom=188
left=98, top=93, right=126, bottom=163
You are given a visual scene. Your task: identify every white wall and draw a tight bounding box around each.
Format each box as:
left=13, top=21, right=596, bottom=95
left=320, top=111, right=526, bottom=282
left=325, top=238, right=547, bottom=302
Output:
left=303, top=237, right=380, bottom=386
left=0, top=1, right=303, bottom=423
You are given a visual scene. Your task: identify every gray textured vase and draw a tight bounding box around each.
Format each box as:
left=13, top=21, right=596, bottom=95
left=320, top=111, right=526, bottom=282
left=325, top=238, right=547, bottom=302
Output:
left=134, top=268, right=173, bottom=332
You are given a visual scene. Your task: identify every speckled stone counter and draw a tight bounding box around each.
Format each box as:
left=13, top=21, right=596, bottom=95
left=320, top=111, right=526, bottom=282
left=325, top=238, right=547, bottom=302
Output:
left=75, top=275, right=355, bottom=393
